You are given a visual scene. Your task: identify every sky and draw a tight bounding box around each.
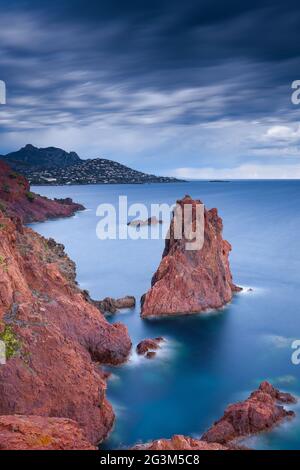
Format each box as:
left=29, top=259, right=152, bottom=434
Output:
left=1, top=0, right=300, bottom=178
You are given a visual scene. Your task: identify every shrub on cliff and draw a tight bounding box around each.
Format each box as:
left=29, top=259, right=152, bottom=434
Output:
left=26, top=191, right=35, bottom=202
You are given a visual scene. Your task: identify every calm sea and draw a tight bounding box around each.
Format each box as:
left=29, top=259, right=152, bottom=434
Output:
left=31, top=180, right=300, bottom=450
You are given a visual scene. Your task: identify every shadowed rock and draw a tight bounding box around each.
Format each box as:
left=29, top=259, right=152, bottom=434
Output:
left=93, top=296, right=136, bottom=314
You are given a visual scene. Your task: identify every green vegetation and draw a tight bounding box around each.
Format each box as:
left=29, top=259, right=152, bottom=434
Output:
left=26, top=191, right=35, bottom=202
left=0, top=254, right=8, bottom=272
left=9, top=172, right=18, bottom=179
left=0, top=324, right=20, bottom=360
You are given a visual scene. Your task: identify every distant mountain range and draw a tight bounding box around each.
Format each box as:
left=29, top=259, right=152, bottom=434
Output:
left=0, top=144, right=182, bottom=185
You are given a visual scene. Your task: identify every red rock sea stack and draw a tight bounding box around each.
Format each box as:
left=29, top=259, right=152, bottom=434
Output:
left=141, top=195, right=241, bottom=317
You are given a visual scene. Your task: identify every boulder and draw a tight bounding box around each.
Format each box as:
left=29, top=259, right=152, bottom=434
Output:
left=136, top=337, right=165, bottom=356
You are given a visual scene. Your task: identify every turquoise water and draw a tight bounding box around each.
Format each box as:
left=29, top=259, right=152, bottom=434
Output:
left=31, top=181, right=300, bottom=450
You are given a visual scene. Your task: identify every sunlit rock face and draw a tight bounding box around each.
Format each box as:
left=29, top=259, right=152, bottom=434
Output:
left=141, top=195, right=240, bottom=317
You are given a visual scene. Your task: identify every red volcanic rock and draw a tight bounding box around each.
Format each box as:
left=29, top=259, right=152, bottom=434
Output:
left=133, top=383, right=296, bottom=451
left=0, top=213, right=131, bottom=445
left=133, top=435, right=230, bottom=450
left=141, top=195, right=241, bottom=317
left=146, top=351, right=156, bottom=359
left=202, top=382, right=296, bottom=445
left=93, top=296, right=136, bottom=314
left=0, top=160, right=84, bottom=223
left=0, top=415, right=95, bottom=450
left=136, top=337, right=164, bottom=356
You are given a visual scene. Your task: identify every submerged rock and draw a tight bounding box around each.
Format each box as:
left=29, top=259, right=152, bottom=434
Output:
left=127, top=216, right=163, bottom=227
left=0, top=415, right=95, bottom=450
left=141, top=195, right=241, bottom=317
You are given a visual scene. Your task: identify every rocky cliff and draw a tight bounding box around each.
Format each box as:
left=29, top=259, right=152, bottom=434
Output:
left=141, top=195, right=240, bottom=317
left=0, top=415, right=96, bottom=450
left=0, top=160, right=84, bottom=223
left=0, top=210, right=131, bottom=446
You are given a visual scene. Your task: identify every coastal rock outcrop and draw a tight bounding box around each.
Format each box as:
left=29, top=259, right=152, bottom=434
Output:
left=133, top=382, right=296, bottom=450
left=141, top=195, right=241, bottom=317
left=0, top=211, right=132, bottom=445
left=0, top=415, right=96, bottom=450
left=93, top=296, right=136, bottom=314
left=133, top=435, right=230, bottom=450
left=0, top=160, right=84, bottom=223
left=136, top=337, right=165, bottom=358
left=127, top=216, right=163, bottom=227
left=202, top=382, right=296, bottom=445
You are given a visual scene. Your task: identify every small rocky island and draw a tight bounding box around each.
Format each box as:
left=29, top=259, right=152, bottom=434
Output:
left=1, top=144, right=182, bottom=185
left=134, top=382, right=296, bottom=450
left=141, top=195, right=241, bottom=317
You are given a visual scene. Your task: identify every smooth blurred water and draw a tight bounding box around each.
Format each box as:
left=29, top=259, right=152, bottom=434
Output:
left=31, top=181, right=300, bottom=449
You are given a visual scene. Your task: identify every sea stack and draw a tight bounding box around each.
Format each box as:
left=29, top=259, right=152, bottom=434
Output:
left=141, top=195, right=241, bottom=317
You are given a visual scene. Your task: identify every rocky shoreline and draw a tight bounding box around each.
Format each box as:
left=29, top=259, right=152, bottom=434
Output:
left=0, top=161, right=132, bottom=448
left=0, top=164, right=297, bottom=450
left=133, top=382, right=296, bottom=450
left=0, top=160, right=85, bottom=224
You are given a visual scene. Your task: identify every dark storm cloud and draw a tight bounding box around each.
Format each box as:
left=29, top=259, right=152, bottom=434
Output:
left=1, top=0, right=300, bottom=176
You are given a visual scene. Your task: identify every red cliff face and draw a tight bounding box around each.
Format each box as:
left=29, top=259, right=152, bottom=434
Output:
left=133, top=382, right=296, bottom=450
left=0, top=415, right=96, bottom=450
left=141, top=195, right=240, bottom=317
left=0, top=212, right=132, bottom=445
left=0, top=160, right=84, bottom=223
